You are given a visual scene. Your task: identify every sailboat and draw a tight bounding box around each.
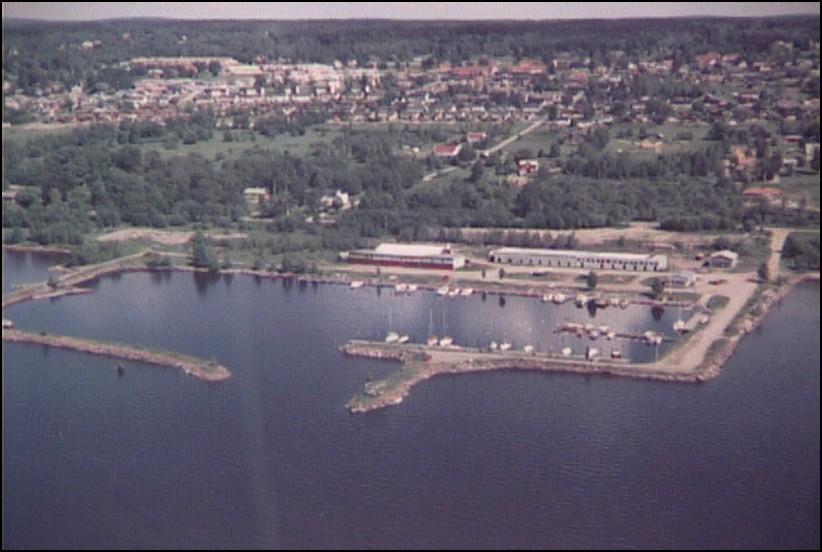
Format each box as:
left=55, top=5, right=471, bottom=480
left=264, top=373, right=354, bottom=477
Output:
left=438, top=307, right=453, bottom=347
left=425, top=309, right=438, bottom=346
left=673, top=305, right=687, bottom=333
left=385, top=306, right=398, bottom=342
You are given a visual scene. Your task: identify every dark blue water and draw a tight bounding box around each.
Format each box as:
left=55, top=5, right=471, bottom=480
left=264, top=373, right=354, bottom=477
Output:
left=2, top=253, right=819, bottom=549
left=2, top=249, right=68, bottom=294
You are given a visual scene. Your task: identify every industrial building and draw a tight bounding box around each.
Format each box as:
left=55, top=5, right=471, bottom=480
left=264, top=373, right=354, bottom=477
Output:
left=488, top=247, right=668, bottom=272
left=346, top=243, right=466, bottom=270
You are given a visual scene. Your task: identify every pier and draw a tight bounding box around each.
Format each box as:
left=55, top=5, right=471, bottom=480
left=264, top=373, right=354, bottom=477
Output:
left=3, top=328, right=232, bottom=382
left=554, top=322, right=676, bottom=343
left=341, top=340, right=710, bottom=414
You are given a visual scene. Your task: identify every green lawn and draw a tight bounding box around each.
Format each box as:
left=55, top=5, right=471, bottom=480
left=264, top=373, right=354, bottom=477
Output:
left=500, top=125, right=562, bottom=156
left=778, top=171, right=821, bottom=209
left=2, top=124, right=77, bottom=144
left=136, top=125, right=345, bottom=160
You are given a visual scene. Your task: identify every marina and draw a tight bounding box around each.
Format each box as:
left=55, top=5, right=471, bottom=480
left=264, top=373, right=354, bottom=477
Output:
left=2, top=248, right=819, bottom=549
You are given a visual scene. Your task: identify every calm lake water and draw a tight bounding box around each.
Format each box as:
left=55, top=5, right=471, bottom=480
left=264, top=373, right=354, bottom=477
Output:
left=2, top=251, right=819, bottom=549
left=1, top=249, right=68, bottom=294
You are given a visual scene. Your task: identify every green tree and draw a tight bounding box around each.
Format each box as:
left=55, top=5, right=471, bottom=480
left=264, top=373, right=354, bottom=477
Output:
left=469, top=160, right=484, bottom=182
left=457, top=143, right=476, bottom=163
left=650, top=278, right=666, bottom=300
left=757, top=262, right=770, bottom=282
left=191, top=231, right=218, bottom=271
left=586, top=270, right=598, bottom=290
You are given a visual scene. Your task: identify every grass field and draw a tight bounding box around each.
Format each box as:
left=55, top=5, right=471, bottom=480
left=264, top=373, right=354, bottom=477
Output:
left=137, top=125, right=345, bottom=160
left=2, top=124, right=77, bottom=144
left=778, top=171, right=821, bottom=209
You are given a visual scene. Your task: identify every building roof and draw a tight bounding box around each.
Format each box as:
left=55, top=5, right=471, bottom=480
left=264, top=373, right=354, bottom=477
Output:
left=742, top=186, right=782, bottom=197
left=373, top=243, right=455, bottom=257
left=710, top=249, right=739, bottom=260
left=433, top=143, right=462, bottom=156
left=490, top=247, right=666, bottom=263
left=668, top=271, right=697, bottom=280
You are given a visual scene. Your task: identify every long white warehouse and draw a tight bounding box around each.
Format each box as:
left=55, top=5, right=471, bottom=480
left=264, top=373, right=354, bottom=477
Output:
left=488, top=247, right=668, bottom=272
left=346, top=243, right=466, bottom=270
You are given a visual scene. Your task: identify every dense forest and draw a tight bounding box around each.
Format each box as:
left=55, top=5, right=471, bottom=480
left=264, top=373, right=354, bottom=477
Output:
left=3, top=16, right=820, bottom=93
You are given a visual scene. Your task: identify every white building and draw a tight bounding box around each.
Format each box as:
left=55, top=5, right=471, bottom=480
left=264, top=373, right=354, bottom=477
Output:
left=347, top=243, right=466, bottom=270
left=667, top=271, right=697, bottom=288
left=243, top=187, right=270, bottom=214
left=708, top=250, right=739, bottom=269
left=488, top=247, right=668, bottom=272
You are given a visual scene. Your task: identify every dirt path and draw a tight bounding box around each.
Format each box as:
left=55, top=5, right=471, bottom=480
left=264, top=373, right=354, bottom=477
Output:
left=97, top=228, right=247, bottom=246
left=648, top=274, right=756, bottom=374
left=766, top=227, right=791, bottom=279
left=481, top=119, right=545, bottom=156
left=460, top=224, right=746, bottom=248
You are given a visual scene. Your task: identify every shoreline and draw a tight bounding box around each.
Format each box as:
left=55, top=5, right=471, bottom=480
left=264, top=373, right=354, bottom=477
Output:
left=3, top=248, right=818, bottom=401
left=2, top=244, right=73, bottom=254
left=2, top=328, right=231, bottom=382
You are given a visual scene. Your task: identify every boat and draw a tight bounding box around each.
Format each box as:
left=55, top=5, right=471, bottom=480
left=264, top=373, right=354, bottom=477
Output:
left=385, top=332, right=400, bottom=343
left=586, top=347, right=599, bottom=360
left=398, top=335, right=410, bottom=344
left=349, top=281, right=364, bottom=289
left=447, top=289, right=460, bottom=298
left=394, top=283, right=408, bottom=294
left=611, top=350, right=622, bottom=359
left=1, top=318, right=13, bottom=329
left=606, top=331, right=616, bottom=340
left=619, top=298, right=630, bottom=309
left=588, top=329, right=600, bottom=340
left=609, top=297, right=621, bottom=307
left=489, top=341, right=499, bottom=351
left=575, top=294, right=589, bottom=307
left=407, top=284, right=418, bottom=293
left=542, top=293, right=553, bottom=303
left=438, top=336, right=454, bottom=347
left=598, top=325, right=610, bottom=334
left=460, top=288, right=474, bottom=297
left=436, top=286, right=449, bottom=296
left=499, top=341, right=512, bottom=352
left=552, top=293, right=567, bottom=304
left=673, top=319, right=687, bottom=333
left=427, top=336, right=440, bottom=347
left=523, top=345, right=535, bottom=354
left=595, top=297, right=609, bottom=308
left=561, top=347, right=573, bottom=357
left=644, top=331, right=663, bottom=345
